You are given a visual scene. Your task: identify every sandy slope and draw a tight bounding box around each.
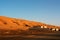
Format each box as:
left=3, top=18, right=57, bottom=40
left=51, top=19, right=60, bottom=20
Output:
left=0, top=16, right=60, bottom=31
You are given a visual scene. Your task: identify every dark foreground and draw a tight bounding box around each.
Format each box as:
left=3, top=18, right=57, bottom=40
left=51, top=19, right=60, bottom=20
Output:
left=0, top=32, right=60, bottom=40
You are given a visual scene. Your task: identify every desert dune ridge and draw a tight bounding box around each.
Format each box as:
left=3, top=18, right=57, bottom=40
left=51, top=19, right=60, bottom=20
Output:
left=0, top=16, right=60, bottom=31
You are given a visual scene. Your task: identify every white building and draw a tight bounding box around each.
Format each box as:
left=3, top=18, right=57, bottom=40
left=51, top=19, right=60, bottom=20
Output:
left=41, top=26, right=44, bottom=28
left=52, top=28, right=55, bottom=31
left=56, top=28, right=59, bottom=31
left=44, top=26, right=47, bottom=28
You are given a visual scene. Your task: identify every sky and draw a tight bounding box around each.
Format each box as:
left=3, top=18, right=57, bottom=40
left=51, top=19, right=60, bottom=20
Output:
left=0, top=0, right=60, bottom=26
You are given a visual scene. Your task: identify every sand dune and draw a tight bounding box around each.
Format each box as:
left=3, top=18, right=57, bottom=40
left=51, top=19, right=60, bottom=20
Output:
left=0, top=16, right=60, bottom=31
left=0, top=16, right=60, bottom=40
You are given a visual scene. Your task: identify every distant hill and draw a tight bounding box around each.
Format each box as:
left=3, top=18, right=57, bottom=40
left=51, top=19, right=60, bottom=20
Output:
left=0, top=16, right=60, bottom=40
left=0, top=16, right=60, bottom=31
left=0, top=16, right=60, bottom=35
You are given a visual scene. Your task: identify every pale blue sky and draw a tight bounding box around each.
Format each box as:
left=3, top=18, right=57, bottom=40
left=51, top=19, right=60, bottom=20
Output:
left=0, top=0, right=60, bottom=26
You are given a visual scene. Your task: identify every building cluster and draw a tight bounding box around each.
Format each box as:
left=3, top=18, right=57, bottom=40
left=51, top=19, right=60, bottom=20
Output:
left=29, top=25, right=60, bottom=31
left=40, top=26, right=60, bottom=31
